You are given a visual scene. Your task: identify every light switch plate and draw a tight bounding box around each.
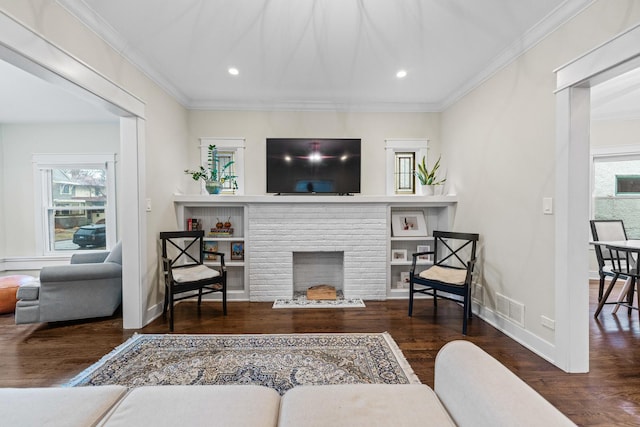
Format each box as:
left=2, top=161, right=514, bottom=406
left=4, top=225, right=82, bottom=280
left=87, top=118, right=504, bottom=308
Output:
left=543, top=197, right=553, bottom=215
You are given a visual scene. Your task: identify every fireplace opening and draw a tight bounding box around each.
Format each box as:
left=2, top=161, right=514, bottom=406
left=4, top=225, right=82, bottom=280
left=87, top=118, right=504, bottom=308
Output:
left=292, top=251, right=344, bottom=297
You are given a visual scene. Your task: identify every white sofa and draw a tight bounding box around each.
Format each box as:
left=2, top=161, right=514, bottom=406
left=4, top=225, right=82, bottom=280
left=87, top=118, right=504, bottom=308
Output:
left=0, top=340, right=575, bottom=426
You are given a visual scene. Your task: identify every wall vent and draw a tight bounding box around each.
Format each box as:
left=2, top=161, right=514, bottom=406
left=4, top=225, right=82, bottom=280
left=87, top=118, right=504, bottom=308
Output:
left=496, top=292, right=525, bottom=327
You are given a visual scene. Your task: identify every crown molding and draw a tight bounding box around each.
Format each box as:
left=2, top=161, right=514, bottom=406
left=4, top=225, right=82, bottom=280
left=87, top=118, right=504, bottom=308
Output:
left=58, top=0, right=595, bottom=114
left=440, top=0, right=596, bottom=110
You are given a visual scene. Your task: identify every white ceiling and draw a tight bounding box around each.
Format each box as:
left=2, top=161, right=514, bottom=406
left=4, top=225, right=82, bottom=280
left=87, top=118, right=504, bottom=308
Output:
left=58, top=0, right=594, bottom=112
left=2, top=0, right=639, bottom=123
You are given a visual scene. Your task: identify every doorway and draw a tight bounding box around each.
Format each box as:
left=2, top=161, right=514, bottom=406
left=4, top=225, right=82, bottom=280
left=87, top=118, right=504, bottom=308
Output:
left=555, top=23, right=640, bottom=372
left=0, top=11, right=147, bottom=329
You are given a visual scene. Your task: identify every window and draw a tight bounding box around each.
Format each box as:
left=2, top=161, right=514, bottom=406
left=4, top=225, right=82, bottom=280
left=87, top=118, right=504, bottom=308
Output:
left=385, top=139, right=428, bottom=195
left=591, top=146, right=640, bottom=239
left=33, top=154, right=117, bottom=254
left=395, top=152, right=415, bottom=194
left=199, top=137, right=245, bottom=195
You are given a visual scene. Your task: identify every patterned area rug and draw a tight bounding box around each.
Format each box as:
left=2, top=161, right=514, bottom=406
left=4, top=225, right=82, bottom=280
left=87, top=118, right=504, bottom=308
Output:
left=65, top=333, right=418, bottom=394
left=272, top=290, right=366, bottom=308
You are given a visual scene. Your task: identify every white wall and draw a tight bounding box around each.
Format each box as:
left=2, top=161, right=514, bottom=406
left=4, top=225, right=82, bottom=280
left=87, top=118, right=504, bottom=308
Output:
left=441, top=1, right=640, bottom=345
left=0, top=0, right=190, bottom=323
left=1, top=122, right=119, bottom=257
left=187, top=111, right=441, bottom=196
left=591, top=118, right=640, bottom=147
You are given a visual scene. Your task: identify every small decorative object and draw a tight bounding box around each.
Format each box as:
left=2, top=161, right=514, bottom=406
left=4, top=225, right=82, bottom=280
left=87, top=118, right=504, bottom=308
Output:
left=203, top=241, right=219, bottom=261
left=391, top=212, right=428, bottom=237
left=184, top=144, right=237, bottom=194
left=216, top=218, right=224, bottom=229
left=224, top=217, right=232, bottom=228
left=417, top=245, right=433, bottom=262
left=414, top=155, right=445, bottom=196
left=230, top=241, right=244, bottom=260
left=391, top=249, right=408, bottom=262
left=397, top=271, right=411, bottom=289
left=209, top=227, right=233, bottom=237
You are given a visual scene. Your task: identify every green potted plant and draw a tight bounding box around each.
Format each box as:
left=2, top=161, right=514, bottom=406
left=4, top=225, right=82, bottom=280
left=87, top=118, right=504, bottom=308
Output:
left=184, top=144, right=237, bottom=194
left=414, top=155, right=445, bottom=195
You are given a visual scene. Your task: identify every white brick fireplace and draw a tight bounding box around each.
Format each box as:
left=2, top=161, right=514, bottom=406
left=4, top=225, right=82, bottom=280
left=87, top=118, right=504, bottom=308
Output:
left=248, top=203, right=388, bottom=300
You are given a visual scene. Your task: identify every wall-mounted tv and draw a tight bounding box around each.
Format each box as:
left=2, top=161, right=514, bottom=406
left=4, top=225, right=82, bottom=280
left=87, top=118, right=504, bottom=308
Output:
left=266, top=138, right=361, bottom=194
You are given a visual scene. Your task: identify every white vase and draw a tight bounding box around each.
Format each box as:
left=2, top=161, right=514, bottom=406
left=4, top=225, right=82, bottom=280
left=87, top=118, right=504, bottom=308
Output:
left=422, top=185, right=435, bottom=196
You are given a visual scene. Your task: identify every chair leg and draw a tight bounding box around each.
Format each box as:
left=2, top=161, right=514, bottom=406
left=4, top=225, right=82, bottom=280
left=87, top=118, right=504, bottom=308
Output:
left=598, top=275, right=606, bottom=302
left=222, top=281, right=227, bottom=315
left=636, top=279, right=640, bottom=323
left=462, top=297, right=469, bottom=335
left=433, top=290, right=437, bottom=309
left=628, top=280, right=636, bottom=316
left=169, top=292, right=175, bottom=332
left=595, top=275, right=619, bottom=318
left=408, top=282, right=414, bottom=316
left=162, top=284, right=169, bottom=318
left=197, top=288, right=203, bottom=306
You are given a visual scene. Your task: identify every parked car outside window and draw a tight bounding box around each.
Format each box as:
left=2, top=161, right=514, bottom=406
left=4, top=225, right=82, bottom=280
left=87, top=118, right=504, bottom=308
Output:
left=72, top=224, right=106, bottom=248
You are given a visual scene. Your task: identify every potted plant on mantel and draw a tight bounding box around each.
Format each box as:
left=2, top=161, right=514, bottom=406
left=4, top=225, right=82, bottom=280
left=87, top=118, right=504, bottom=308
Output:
left=414, top=155, right=446, bottom=196
left=184, top=145, right=237, bottom=194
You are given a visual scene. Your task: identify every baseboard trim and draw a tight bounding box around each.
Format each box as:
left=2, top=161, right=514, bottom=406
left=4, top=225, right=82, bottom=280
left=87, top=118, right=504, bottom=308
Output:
left=0, top=256, right=71, bottom=272
left=472, top=301, right=556, bottom=365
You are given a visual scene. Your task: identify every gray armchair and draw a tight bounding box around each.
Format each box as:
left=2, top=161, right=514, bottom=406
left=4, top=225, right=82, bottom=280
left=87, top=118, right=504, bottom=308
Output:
left=15, top=242, right=122, bottom=324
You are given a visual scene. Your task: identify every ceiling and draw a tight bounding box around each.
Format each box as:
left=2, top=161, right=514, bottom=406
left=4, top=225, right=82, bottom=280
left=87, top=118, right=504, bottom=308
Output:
left=1, top=0, right=638, bottom=123
left=57, top=0, right=595, bottom=112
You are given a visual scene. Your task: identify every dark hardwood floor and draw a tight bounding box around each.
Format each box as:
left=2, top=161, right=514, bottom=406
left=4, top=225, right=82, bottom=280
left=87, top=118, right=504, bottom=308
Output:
left=1, top=282, right=639, bottom=426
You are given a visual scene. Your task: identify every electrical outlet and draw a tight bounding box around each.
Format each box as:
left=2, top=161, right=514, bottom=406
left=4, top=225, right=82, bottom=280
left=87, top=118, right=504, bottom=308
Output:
left=541, top=315, right=555, bottom=330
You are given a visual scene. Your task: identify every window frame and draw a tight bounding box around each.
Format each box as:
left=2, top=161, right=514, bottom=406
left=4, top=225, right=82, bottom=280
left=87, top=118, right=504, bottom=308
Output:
left=199, top=137, right=246, bottom=195
left=32, top=153, right=117, bottom=255
left=385, top=139, right=429, bottom=196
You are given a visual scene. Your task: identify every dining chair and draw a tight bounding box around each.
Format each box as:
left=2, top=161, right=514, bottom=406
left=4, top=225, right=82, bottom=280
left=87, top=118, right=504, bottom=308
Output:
left=594, top=242, right=640, bottom=319
left=408, top=230, right=479, bottom=335
left=160, top=230, right=227, bottom=331
left=590, top=219, right=628, bottom=302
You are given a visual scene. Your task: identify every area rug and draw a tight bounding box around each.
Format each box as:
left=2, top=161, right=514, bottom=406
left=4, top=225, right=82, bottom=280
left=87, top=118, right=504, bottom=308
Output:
left=272, top=290, right=366, bottom=309
left=65, top=333, right=418, bottom=394
left=272, top=296, right=366, bottom=308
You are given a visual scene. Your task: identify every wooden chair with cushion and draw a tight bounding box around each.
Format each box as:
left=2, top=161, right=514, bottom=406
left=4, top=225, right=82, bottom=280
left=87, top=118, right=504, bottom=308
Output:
left=160, top=230, right=227, bottom=331
left=408, top=230, right=479, bottom=335
left=590, top=219, right=628, bottom=303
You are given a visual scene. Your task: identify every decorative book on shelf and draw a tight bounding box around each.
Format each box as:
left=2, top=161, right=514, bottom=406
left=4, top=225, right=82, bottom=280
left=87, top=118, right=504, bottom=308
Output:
left=208, top=228, right=234, bottom=237
left=186, top=218, right=202, bottom=231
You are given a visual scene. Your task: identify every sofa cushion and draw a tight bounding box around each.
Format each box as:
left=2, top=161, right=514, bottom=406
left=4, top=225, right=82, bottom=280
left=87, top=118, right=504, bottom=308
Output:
left=172, top=264, right=220, bottom=283
left=434, top=340, right=576, bottom=427
left=278, top=384, right=455, bottom=427
left=16, top=282, right=40, bottom=301
left=0, top=385, right=127, bottom=427
left=104, top=242, right=122, bottom=265
left=99, top=385, right=280, bottom=427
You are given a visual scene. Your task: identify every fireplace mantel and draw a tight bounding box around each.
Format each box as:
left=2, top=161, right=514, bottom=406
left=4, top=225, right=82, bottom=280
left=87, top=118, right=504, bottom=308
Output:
left=173, top=195, right=457, bottom=301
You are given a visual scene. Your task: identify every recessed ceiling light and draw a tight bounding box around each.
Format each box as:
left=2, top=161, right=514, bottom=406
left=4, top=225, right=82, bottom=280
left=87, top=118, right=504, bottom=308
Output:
left=228, top=67, right=239, bottom=76
left=396, top=70, right=407, bottom=79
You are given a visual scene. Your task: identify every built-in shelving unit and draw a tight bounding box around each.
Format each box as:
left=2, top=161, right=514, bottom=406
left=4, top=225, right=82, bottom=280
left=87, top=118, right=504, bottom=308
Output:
left=174, top=195, right=457, bottom=301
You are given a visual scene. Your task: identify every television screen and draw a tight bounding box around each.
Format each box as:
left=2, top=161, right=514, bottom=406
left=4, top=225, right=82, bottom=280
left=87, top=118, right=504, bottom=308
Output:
left=266, top=138, right=361, bottom=194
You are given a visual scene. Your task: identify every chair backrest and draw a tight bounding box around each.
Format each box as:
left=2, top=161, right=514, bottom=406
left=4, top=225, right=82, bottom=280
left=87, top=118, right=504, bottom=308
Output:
left=590, top=220, right=627, bottom=266
left=160, top=230, right=205, bottom=269
left=432, top=230, right=479, bottom=270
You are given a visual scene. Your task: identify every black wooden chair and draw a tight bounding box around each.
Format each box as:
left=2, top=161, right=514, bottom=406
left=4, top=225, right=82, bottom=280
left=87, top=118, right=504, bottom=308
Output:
left=160, top=230, right=227, bottom=331
left=408, top=230, right=479, bottom=335
left=590, top=219, right=628, bottom=303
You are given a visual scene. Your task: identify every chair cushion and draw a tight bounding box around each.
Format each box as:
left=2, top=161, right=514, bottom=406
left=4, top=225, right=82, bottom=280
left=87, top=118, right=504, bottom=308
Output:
left=172, top=264, right=220, bottom=283
left=104, top=241, right=122, bottom=265
left=419, top=265, right=467, bottom=285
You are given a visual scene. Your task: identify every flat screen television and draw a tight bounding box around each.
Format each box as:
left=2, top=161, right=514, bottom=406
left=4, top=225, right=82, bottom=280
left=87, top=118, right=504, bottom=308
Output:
left=266, top=138, right=361, bottom=194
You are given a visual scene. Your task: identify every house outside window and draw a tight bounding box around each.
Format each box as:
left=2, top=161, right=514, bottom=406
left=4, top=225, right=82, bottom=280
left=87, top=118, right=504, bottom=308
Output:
left=33, top=154, right=117, bottom=254
left=592, top=148, right=640, bottom=239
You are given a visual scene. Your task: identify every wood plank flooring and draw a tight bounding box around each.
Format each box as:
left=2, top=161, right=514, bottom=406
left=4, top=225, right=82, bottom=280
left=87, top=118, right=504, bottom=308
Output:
left=1, top=282, right=639, bottom=426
